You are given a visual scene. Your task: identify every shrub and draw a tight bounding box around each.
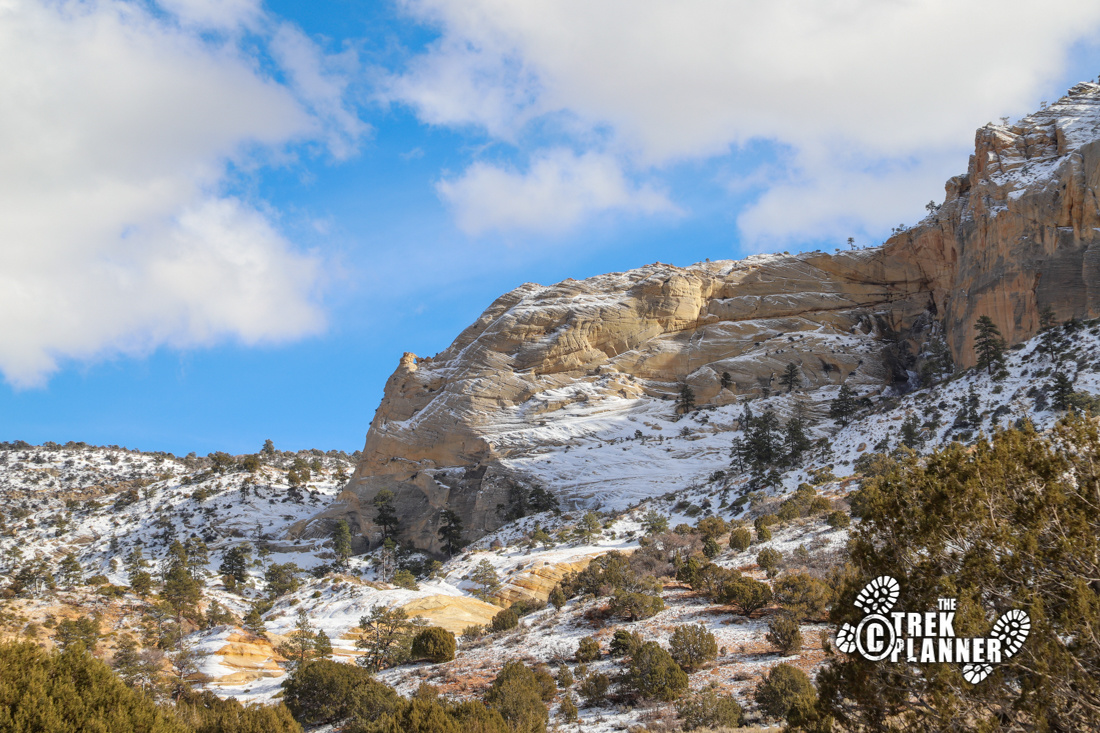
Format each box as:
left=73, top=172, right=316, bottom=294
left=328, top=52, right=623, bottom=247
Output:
left=728, top=527, right=752, bottom=552
left=623, top=641, right=688, bottom=701
left=669, top=624, right=718, bottom=672
left=754, top=514, right=778, bottom=532
left=717, top=576, right=773, bottom=616
left=548, top=585, right=567, bottom=610
left=756, top=524, right=772, bottom=542
left=754, top=663, right=816, bottom=721
left=609, top=629, right=644, bottom=657
left=461, top=624, right=485, bottom=641
left=702, top=536, right=721, bottom=558
left=411, top=627, right=456, bottom=663
left=695, top=516, right=727, bottom=539
left=556, top=663, right=574, bottom=688
left=773, top=571, right=834, bottom=620
left=756, top=547, right=783, bottom=577
left=0, top=642, right=190, bottom=733
left=484, top=661, right=551, bottom=733
left=766, top=612, right=803, bottom=655
left=826, top=510, right=850, bottom=529
left=676, top=687, right=744, bottom=730
left=176, top=689, right=301, bottom=733
left=575, top=636, right=600, bottom=662
left=392, top=569, right=419, bottom=590
left=283, top=658, right=400, bottom=726
left=490, top=607, right=518, bottom=633
left=609, top=590, right=664, bottom=621
left=819, top=418, right=1100, bottom=730
left=577, top=669, right=610, bottom=706
left=559, top=694, right=579, bottom=722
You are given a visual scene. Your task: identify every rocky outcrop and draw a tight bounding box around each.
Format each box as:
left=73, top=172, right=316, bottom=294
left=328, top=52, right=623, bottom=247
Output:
left=892, top=82, right=1100, bottom=365
left=396, top=595, right=503, bottom=634
left=304, top=83, right=1100, bottom=554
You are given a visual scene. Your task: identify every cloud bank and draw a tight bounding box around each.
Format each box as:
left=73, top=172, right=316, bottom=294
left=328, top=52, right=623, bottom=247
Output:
left=0, top=0, right=364, bottom=387
left=388, top=0, right=1100, bottom=241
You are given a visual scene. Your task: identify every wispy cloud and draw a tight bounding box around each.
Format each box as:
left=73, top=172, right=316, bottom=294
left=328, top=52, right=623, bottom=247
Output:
left=437, top=149, right=678, bottom=236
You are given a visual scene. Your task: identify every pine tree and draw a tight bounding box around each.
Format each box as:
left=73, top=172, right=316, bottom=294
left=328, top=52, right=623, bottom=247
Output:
left=783, top=416, right=812, bottom=465
left=469, top=559, right=501, bottom=601
left=438, top=509, right=465, bottom=556
left=332, top=518, right=353, bottom=569
left=1050, top=371, right=1075, bottom=411
left=720, top=371, right=732, bottom=390
left=282, top=609, right=317, bottom=668
left=183, top=537, right=209, bottom=580
left=829, top=384, right=857, bottom=426
left=974, top=315, right=1007, bottom=376
left=314, top=629, right=333, bottom=659
left=219, top=544, right=252, bottom=583
left=355, top=604, right=419, bottom=672
left=57, top=553, right=82, bottom=587
left=779, top=362, right=801, bottom=393
left=899, top=413, right=923, bottom=449
left=373, top=489, right=401, bottom=539
left=677, top=383, right=696, bottom=414
left=1037, top=306, right=1065, bottom=362
left=162, top=564, right=201, bottom=627
left=745, top=409, right=781, bottom=467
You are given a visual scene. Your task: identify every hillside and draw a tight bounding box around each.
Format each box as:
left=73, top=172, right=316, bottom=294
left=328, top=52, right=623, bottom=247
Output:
left=1, top=316, right=1098, bottom=729
left=3, top=83, right=1100, bottom=732
left=315, top=83, right=1100, bottom=555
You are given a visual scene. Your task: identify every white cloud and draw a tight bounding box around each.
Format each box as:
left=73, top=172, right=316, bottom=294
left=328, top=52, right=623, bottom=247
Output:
left=0, top=0, right=363, bottom=387
left=389, top=0, right=1100, bottom=239
left=156, top=0, right=263, bottom=31
left=436, top=149, right=678, bottom=236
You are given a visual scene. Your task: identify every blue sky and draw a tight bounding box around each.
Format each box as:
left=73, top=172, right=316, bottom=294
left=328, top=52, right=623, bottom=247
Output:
left=3, top=0, right=1100, bottom=455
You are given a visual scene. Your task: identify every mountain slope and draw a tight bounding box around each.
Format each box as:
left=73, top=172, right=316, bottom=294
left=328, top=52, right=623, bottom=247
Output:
left=315, top=83, right=1100, bottom=554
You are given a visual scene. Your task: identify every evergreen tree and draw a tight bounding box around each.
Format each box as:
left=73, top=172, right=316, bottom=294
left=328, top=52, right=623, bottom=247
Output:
left=720, top=371, right=733, bottom=390
left=744, top=409, right=781, bottom=467
left=1037, top=306, right=1066, bottom=363
left=314, top=629, right=333, bottom=659
left=677, top=383, right=696, bottom=414
left=729, top=436, right=745, bottom=472
left=470, top=559, right=501, bottom=601
left=373, top=489, right=401, bottom=540
left=818, top=417, right=1100, bottom=730
left=162, top=563, right=201, bottom=627
left=244, top=605, right=267, bottom=637
left=779, top=362, right=801, bottom=393
left=920, top=331, right=954, bottom=386
left=57, top=553, right=82, bottom=587
left=974, top=315, right=1007, bottom=376
left=899, top=412, right=924, bottom=449
left=355, top=604, right=420, bottom=672
left=783, top=416, right=811, bottom=465
left=282, top=609, right=317, bottom=668
left=1050, top=370, right=1076, bottom=411
left=829, top=384, right=857, bottom=426
left=332, top=519, right=353, bottom=569
left=130, top=570, right=153, bottom=597
left=54, top=616, right=100, bottom=653
left=438, top=509, right=465, bottom=556
left=183, top=537, right=208, bottom=580
left=219, top=544, right=252, bottom=583
left=125, top=546, right=148, bottom=577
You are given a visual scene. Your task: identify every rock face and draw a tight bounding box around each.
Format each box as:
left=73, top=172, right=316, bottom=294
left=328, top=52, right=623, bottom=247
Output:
left=304, top=83, right=1100, bottom=554
left=896, top=82, right=1100, bottom=365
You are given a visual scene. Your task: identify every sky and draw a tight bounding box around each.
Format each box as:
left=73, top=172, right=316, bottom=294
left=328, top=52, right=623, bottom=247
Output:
left=3, top=0, right=1100, bottom=455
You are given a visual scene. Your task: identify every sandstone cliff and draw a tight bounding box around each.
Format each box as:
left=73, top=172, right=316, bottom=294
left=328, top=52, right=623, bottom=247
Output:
left=301, top=83, right=1100, bottom=554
